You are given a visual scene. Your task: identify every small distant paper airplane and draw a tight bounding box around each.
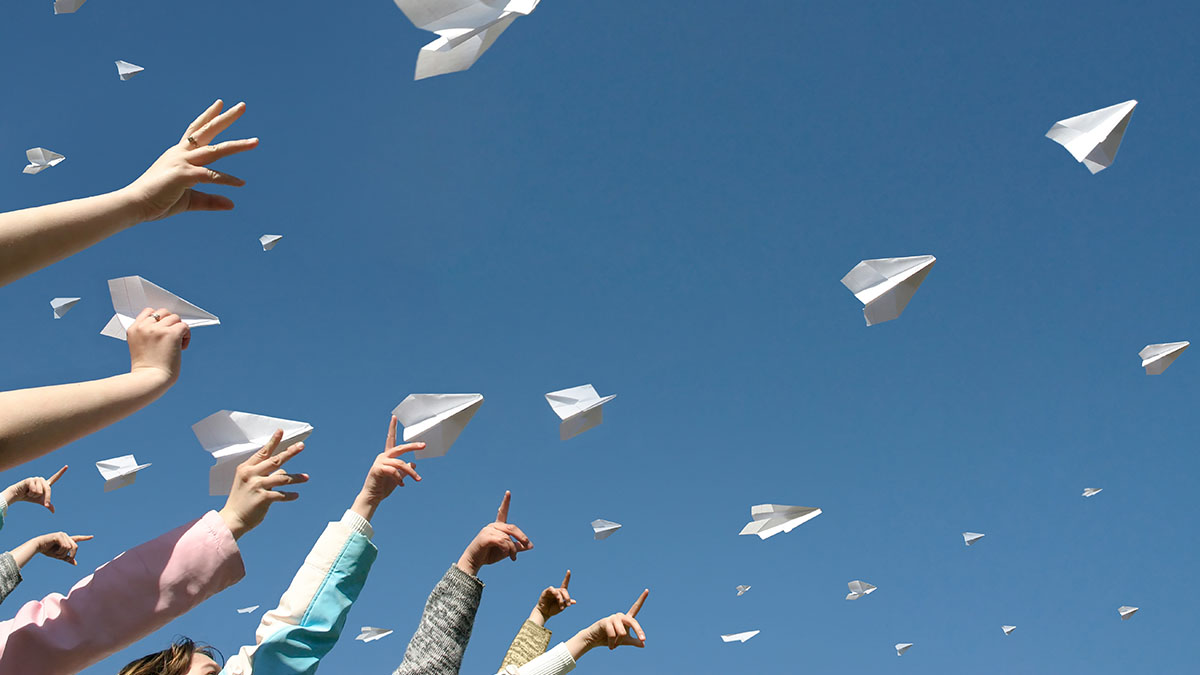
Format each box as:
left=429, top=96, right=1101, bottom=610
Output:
left=963, top=532, right=985, bottom=546
left=895, top=643, right=913, bottom=656
left=545, top=384, right=616, bottom=440
left=391, top=394, right=483, bottom=459
left=846, top=580, right=876, bottom=600
left=1119, top=606, right=1138, bottom=620
left=51, top=297, right=81, bottom=319
left=54, top=0, right=86, bottom=14
left=24, top=148, right=65, bottom=174
left=115, top=60, right=144, bottom=81
left=193, top=410, right=314, bottom=496
left=841, top=256, right=936, bottom=325
left=236, top=606, right=260, bottom=614
left=720, top=631, right=759, bottom=643
left=259, top=234, right=283, bottom=251
left=591, top=519, right=621, bottom=540
left=1046, top=100, right=1137, bottom=174
left=393, top=0, right=542, bottom=80
left=101, top=275, right=219, bottom=341
left=1082, top=487, right=1103, bottom=497
left=96, top=455, right=151, bottom=492
left=1139, top=341, right=1188, bottom=375
left=739, top=504, right=822, bottom=540
left=736, top=585, right=751, bottom=596
left=356, top=627, right=394, bottom=643
left=1002, top=625, right=1016, bottom=635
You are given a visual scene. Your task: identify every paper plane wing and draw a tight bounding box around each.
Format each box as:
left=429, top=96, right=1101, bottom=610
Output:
left=720, top=630, right=759, bottom=643
left=841, top=256, right=935, bottom=325
left=1139, top=341, right=1188, bottom=374
left=260, top=234, right=283, bottom=251
left=392, top=394, right=483, bottom=459
left=51, top=297, right=81, bottom=318
left=739, top=504, right=821, bottom=539
left=115, top=60, right=144, bottom=80
left=591, top=519, right=621, bottom=540
left=54, top=0, right=86, bottom=13
left=1046, top=100, right=1137, bottom=173
left=102, top=276, right=219, bottom=340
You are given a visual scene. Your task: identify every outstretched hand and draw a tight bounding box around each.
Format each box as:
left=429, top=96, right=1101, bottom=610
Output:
left=351, top=416, right=424, bottom=522
left=568, top=589, right=649, bottom=659
left=219, top=429, right=309, bottom=540
left=455, top=491, right=533, bottom=577
left=2, top=465, right=68, bottom=513
left=10, top=532, right=93, bottom=569
left=532, top=570, right=576, bottom=625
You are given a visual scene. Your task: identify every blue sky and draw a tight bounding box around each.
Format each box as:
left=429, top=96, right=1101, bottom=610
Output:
left=1, top=1, right=1198, bottom=673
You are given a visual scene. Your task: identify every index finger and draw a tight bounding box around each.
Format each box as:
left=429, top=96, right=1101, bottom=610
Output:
left=255, top=441, right=304, bottom=475
left=182, top=99, right=224, bottom=141
left=47, top=465, right=68, bottom=485
left=496, top=490, right=511, bottom=523
left=252, top=430, right=285, bottom=463
left=628, top=589, right=649, bottom=617
left=561, top=570, right=571, bottom=589
left=71, top=535, right=94, bottom=542
left=386, top=415, right=398, bottom=450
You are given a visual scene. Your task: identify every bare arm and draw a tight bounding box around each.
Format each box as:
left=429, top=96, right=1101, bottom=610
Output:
left=0, top=99, right=257, bottom=289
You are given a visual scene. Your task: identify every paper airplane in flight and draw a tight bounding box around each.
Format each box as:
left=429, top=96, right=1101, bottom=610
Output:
left=101, top=275, right=219, bottom=340
left=1046, top=100, right=1137, bottom=174
left=356, top=627, right=394, bottom=642
left=736, top=585, right=751, bottom=596
left=236, top=606, right=260, bottom=614
left=392, top=0, right=542, bottom=80
left=545, top=384, right=616, bottom=440
left=259, top=234, right=283, bottom=251
left=392, top=394, right=483, bottom=459
left=51, top=297, right=81, bottom=319
left=1139, top=341, right=1188, bottom=374
left=846, top=580, right=876, bottom=600
left=895, top=643, right=913, bottom=656
left=720, top=631, right=759, bottom=643
left=115, top=60, right=144, bottom=81
left=1002, top=625, right=1016, bottom=635
left=1082, top=487, right=1103, bottom=497
left=55, top=0, right=86, bottom=13
left=1119, top=606, right=1138, bottom=620
left=193, top=410, right=314, bottom=496
left=963, top=532, right=985, bottom=546
left=591, top=519, right=621, bottom=540
left=96, top=455, right=151, bottom=492
left=739, top=504, right=821, bottom=540
left=842, top=256, right=935, bottom=325
left=24, top=148, right=65, bottom=174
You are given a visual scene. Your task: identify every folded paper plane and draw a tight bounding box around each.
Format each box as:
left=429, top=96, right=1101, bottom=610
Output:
left=720, top=631, right=759, bottom=643
left=24, top=148, right=65, bottom=174
left=115, top=60, right=144, bottom=81
left=356, top=627, right=394, bottom=642
left=841, top=256, right=935, bottom=325
left=1002, top=625, right=1016, bottom=635
left=1046, top=100, right=1137, bottom=174
left=391, top=394, right=483, bottom=459
left=1082, top=487, right=1103, bottom=497
left=736, top=585, right=751, bottom=596
left=101, top=275, right=219, bottom=340
left=895, top=643, right=913, bottom=656
left=739, top=504, right=821, bottom=540
left=193, top=410, right=314, bottom=496
left=55, top=0, right=86, bottom=13
left=393, top=0, right=541, bottom=80
left=1119, top=606, right=1138, bottom=620
left=591, top=519, right=621, bottom=540
left=237, top=605, right=260, bottom=614
left=259, top=234, right=283, bottom=251
left=846, top=580, right=876, bottom=600
left=1139, top=341, right=1188, bottom=375
left=963, top=532, right=985, bottom=546
left=545, top=384, right=616, bottom=440
left=51, top=297, right=81, bottom=319
left=96, top=455, right=151, bottom=492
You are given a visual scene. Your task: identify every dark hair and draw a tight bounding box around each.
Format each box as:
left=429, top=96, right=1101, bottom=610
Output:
left=117, top=637, right=222, bottom=675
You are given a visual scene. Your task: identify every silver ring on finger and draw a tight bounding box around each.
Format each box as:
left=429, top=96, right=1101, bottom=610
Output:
left=151, top=313, right=162, bottom=321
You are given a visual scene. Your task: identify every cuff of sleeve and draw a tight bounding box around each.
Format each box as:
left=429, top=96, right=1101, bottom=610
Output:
left=511, top=643, right=575, bottom=675
left=200, top=510, right=246, bottom=581
left=0, top=499, right=8, bottom=520
left=340, top=509, right=374, bottom=540
left=524, top=619, right=552, bottom=642
left=0, top=551, right=23, bottom=593
left=446, top=562, right=486, bottom=592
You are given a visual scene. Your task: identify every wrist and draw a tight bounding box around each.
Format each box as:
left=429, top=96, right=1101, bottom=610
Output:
left=217, top=507, right=249, bottom=541
left=350, top=493, right=378, bottom=523
left=455, top=552, right=480, bottom=577
left=566, top=631, right=595, bottom=661
left=11, top=540, right=39, bottom=569
left=528, top=607, right=547, bottom=627
left=110, top=186, right=153, bottom=227
left=127, top=366, right=175, bottom=392
left=0, top=487, right=16, bottom=506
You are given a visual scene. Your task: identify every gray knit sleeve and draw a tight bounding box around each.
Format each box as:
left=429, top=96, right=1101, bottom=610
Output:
left=0, top=551, right=22, bottom=605
left=393, top=564, right=484, bottom=675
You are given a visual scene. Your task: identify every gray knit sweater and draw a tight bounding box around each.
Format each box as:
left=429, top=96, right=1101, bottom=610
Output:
left=393, top=565, right=484, bottom=675
left=0, top=552, right=20, bottom=605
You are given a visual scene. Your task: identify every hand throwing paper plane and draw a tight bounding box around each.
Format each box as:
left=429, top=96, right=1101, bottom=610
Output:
left=739, top=504, right=822, bottom=540
left=259, top=234, right=283, bottom=251
left=54, top=0, right=86, bottom=14
left=591, top=519, right=621, bottom=540
left=1082, top=487, right=1103, bottom=497
left=393, top=0, right=541, bottom=80
left=720, top=631, right=759, bottom=643
left=545, top=384, right=616, bottom=440
left=846, top=580, right=876, bottom=600
left=1002, top=625, right=1016, bottom=635
left=1139, top=341, right=1188, bottom=375
left=895, top=643, right=913, bottom=656
left=96, top=455, right=151, bottom=492
left=356, top=627, right=394, bottom=642
left=101, top=275, right=219, bottom=341
left=193, top=410, right=314, bottom=496
left=736, top=585, right=751, bottom=596
left=841, top=256, right=936, bottom=326
left=963, top=532, right=985, bottom=546
left=391, top=394, right=483, bottom=459
left=1046, top=100, right=1137, bottom=174
left=51, top=297, right=81, bottom=319
left=24, top=148, right=65, bottom=174
left=115, top=60, right=144, bottom=81
left=236, top=605, right=260, bottom=614
left=1119, top=606, right=1138, bottom=620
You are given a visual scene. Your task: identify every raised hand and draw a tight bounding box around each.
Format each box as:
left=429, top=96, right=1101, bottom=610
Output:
left=124, top=99, right=259, bottom=222
left=350, top=416, right=424, bottom=522
left=218, top=429, right=309, bottom=540
left=11, top=532, right=94, bottom=568
left=455, top=491, right=533, bottom=577
left=532, top=570, right=576, bottom=625
left=127, top=308, right=191, bottom=387
left=2, top=465, right=68, bottom=513
left=567, top=589, right=649, bottom=659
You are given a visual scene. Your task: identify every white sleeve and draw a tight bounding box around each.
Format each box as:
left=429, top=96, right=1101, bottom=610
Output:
left=500, top=643, right=576, bottom=675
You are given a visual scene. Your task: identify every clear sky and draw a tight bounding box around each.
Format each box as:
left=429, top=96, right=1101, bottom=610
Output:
left=1, top=1, right=1198, bottom=673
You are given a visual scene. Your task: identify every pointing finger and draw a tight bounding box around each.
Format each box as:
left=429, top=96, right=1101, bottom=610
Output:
left=70, top=535, right=94, bottom=542
left=628, top=589, right=649, bottom=617
left=386, top=415, right=398, bottom=450
left=562, top=569, right=571, bottom=589
left=47, top=465, right=68, bottom=485
left=497, top=490, right=511, bottom=523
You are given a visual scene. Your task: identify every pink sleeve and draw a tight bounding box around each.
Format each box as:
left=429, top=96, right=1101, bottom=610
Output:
left=0, top=510, right=245, bottom=675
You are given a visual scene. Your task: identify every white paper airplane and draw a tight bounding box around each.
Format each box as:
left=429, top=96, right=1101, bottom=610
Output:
left=391, top=394, right=483, bottom=459
left=739, top=504, right=822, bottom=540
left=963, top=532, right=985, bottom=546
left=720, top=631, right=759, bottom=643
left=101, top=275, right=219, bottom=341
left=115, top=60, right=144, bottom=81
left=54, top=0, right=86, bottom=14
left=193, top=410, right=314, bottom=496
left=1119, top=606, right=1138, bottom=620
left=591, top=519, right=621, bottom=540
left=895, top=643, right=913, bottom=656
left=1002, top=625, right=1016, bottom=635
left=1046, top=100, right=1137, bottom=174
left=51, top=297, right=81, bottom=319
left=841, top=256, right=936, bottom=326
left=356, top=627, right=394, bottom=643
left=1082, top=487, right=1103, bottom=497
left=24, top=148, right=65, bottom=175
left=393, top=0, right=541, bottom=80
left=736, top=585, right=751, bottom=596
left=236, top=606, right=260, bottom=614
left=846, top=580, right=876, bottom=600
left=545, top=384, right=616, bottom=440
left=259, top=234, right=283, bottom=251
left=1139, top=341, right=1188, bottom=375
left=95, top=455, right=151, bottom=492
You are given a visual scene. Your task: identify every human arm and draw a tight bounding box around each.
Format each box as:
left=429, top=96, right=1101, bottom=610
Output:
left=0, top=99, right=257, bottom=289
left=0, top=533, right=94, bottom=606
left=500, top=571, right=575, bottom=670
left=498, top=590, right=649, bottom=675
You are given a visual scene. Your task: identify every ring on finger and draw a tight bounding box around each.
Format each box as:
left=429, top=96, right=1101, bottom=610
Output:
left=151, top=313, right=162, bottom=321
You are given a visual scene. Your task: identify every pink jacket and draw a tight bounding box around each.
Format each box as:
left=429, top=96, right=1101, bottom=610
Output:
left=0, top=511, right=244, bottom=675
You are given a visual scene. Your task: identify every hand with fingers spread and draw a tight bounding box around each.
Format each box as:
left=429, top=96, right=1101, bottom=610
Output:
left=218, top=429, right=309, bottom=540
left=566, top=589, right=649, bottom=660
left=455, top=491, right=534, bottom=577
left=530, top=570, right=576, bottom=627
left=123, top=99, right=259, bottom=222
left=10, top=532, right=94, bottom=569
left=350, top=416, right=424, bottom=523
left=126, top=308, right=191, bottom=388
left=2, top=465, right=68, bottom=513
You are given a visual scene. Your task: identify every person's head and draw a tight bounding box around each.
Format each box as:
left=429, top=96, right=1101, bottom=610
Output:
left=117, top=638, right=222, bottom=675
